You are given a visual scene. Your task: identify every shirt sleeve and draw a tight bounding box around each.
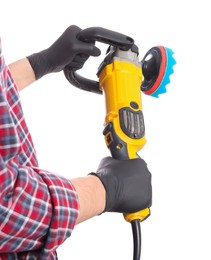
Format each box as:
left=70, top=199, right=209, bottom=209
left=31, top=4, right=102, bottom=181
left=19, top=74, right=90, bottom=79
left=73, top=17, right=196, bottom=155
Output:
left=0, top=38, right=79, bottom=259
left=0, top=158, right=79, bottom=258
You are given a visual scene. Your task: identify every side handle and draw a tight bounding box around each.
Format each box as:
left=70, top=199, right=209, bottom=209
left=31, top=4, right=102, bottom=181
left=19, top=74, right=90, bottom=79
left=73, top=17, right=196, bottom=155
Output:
left=64, top=27, right=134, bottom=94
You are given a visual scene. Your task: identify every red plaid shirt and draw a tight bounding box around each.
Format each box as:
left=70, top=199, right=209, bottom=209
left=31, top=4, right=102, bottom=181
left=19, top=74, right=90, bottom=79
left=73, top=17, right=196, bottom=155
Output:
left=0, top=38, right=79, bottom=259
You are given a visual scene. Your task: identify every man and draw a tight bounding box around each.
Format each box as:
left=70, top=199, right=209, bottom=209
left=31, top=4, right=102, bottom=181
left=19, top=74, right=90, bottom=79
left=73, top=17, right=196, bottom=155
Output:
left=0, top=25, right=152, bottom=259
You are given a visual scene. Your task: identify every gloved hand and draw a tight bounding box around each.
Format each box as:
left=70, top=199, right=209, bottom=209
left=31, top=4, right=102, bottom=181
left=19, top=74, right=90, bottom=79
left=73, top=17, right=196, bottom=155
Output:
left=90, top=157, right=152, bottom=213
left=27, top=25, right=101, bottom=80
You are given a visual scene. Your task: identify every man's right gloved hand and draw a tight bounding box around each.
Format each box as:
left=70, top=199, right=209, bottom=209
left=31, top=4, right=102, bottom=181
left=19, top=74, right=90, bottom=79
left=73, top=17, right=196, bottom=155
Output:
left=90, top=157, right=152, bottom=214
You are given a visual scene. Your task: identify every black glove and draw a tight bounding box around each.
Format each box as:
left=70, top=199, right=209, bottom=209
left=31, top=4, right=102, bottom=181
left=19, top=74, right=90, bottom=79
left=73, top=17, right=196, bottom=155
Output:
left=90, top=157, right=152, bottom=213
left=27, top=25, right=101, bottom=80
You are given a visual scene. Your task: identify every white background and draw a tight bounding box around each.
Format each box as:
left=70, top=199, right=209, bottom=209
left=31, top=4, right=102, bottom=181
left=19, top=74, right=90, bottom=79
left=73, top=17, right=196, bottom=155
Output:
left=1, top=0, right=211, bottom=259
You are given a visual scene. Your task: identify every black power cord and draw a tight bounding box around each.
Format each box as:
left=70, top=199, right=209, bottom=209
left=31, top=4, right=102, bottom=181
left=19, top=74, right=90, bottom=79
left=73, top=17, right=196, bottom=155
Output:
left=131, top=220, right=141, bottom=260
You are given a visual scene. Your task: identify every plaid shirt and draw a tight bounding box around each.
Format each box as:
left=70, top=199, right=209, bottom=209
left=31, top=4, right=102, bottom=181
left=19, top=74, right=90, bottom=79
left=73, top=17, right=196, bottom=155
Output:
left=0, top=38, right=79, bottom=259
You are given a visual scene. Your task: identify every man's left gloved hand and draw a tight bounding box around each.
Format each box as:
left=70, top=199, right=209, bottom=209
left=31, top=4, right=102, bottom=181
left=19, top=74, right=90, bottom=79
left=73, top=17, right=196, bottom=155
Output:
left=27, top=25, right=101, bottom=80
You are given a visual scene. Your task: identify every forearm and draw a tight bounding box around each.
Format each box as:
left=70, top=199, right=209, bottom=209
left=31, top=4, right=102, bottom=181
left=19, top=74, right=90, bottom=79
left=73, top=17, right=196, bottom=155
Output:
left=9, top=58, right=36, bottom=91
left=71, top=175, right=106, bottom=224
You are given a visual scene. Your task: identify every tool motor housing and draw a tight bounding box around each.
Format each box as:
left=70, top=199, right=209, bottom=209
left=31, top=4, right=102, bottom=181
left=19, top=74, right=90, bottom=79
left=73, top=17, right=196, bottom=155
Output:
left=98, top=48, right=146, bottom=160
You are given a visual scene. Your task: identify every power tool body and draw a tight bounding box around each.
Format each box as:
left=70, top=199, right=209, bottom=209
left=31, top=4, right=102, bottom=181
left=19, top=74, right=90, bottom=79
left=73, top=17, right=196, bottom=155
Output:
left=64, top=27, right=176, bottom=260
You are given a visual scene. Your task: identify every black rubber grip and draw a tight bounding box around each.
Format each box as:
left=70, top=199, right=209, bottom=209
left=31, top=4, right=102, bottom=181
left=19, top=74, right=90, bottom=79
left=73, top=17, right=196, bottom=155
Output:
left=78, top=27, right=134, bottom=51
